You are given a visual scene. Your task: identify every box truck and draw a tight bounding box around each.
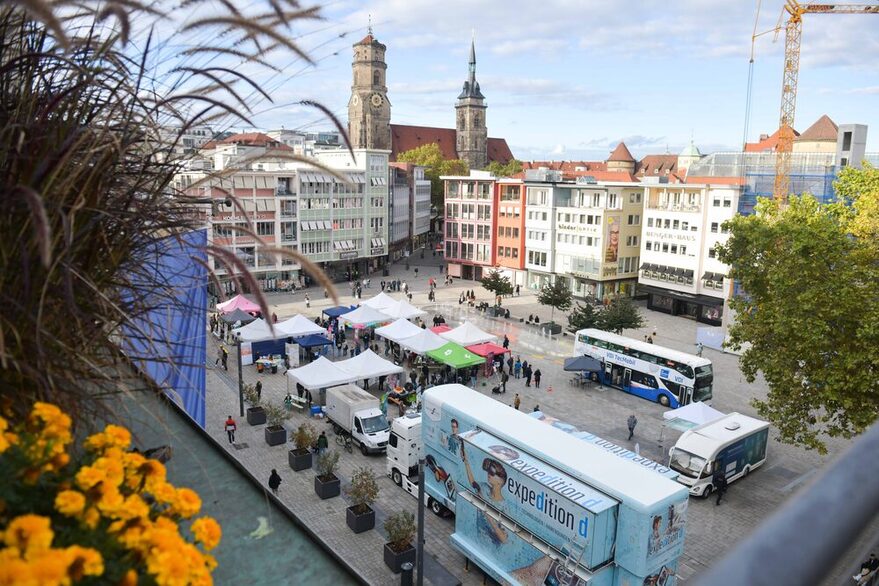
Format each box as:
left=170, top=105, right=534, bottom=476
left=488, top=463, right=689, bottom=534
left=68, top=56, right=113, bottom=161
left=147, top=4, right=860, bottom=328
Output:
left=423, top=384, right=690, bottom=586
left=324, top=384, right=389, bottom=455
left=669, top=412, right=769, bottom=497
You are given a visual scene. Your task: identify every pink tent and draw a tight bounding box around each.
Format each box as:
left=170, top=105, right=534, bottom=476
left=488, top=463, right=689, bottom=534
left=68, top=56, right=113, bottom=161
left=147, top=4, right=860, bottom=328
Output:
left=466, top=342, right=510, bottom=357
left=216, top=294, right=260, bottom=314
left=430, top=325, right=452, bottom=334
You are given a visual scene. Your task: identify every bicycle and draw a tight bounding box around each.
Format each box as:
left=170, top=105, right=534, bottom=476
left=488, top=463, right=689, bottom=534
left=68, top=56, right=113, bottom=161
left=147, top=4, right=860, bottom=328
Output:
left=335, top=432, right=353, bottom=454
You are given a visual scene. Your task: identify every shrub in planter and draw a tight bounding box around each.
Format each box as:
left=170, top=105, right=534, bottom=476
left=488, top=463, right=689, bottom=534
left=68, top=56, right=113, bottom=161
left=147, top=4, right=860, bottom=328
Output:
left=345, top=467, right=378, bottom=533
left=289, top=423, right=317, bottom=471
left=383, top=511, right=416, bottom=573
left=314, top=450, right=340, bottom=500
left=263, top=402, right=289, bottom=446
left=243, top=384, right=266, bottom=425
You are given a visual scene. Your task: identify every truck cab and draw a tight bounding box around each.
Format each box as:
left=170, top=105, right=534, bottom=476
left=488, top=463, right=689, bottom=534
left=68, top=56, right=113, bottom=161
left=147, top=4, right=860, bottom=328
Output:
left=387, top=413, right=421, bottom=484
left=325, top=384, right=390, bottom=456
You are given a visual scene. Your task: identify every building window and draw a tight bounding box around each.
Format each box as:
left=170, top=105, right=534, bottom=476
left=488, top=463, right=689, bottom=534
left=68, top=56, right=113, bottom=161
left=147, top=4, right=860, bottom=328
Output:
left=626, top=235, right=638, bottom=246
left=672, top=220, right=680, bottom=230
left=512, top=248, right=518, bottom=258
left=629, top=192, right=642, bottom=204
left=256, top=222, right=274, bottom=236
left=708, top=248, right=716, bottom=259
left=662, top=243, right=669, bottom=253
left=680, top=245, right=687, bottom=255
left=721, top=224, right=730, bottom=234
left=608, top=193, right=618, bottom=208
left=681, top=221, right=688, bottom=231
left=647, top=218, right=654, bottom=228
left=713, top=198, right=721, bottom=207
left=670, top=244, right=677, bottom=254
left=498, top=246, right=504, bottom=257
left=711, top=222, right=718, bottom=233
left=663, top=219, right=670, bottom=229
left=723, top=199, right=732, bottom=208
left=627, top=214, right=640, bottom=225
left=646, top=241, right=652, bottom=251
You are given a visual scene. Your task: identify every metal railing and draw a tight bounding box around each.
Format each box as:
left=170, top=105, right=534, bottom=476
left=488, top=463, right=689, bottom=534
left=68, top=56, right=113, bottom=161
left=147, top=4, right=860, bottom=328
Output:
left=694, top=422, right=879, bottom=586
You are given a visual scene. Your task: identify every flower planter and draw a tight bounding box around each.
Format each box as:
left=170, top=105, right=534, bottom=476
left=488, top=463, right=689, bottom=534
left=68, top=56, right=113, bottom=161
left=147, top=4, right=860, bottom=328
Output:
left=246, top=406, right=266, bottom=426
left=314, top=474, right=340, bottom=500
left=541, top=322, right=563, bottom=335
left=383, top=542, right=416, bottom=574
left=288, top=449, right=312, bottom=471
left=346, top=506, right=375, bottom=534
left=264, top=425, right=287, bottom=446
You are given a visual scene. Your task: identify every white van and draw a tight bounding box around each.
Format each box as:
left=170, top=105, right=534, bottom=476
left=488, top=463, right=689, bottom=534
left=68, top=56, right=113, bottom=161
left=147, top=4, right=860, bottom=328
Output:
left=668, top=412, right=769, bottom=497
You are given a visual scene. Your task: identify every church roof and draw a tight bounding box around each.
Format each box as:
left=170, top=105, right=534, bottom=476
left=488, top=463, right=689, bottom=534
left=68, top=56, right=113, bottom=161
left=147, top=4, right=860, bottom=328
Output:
left=635, top=155, right=678, bottom=177
left=608, top=142, right=635, bottom=162
left=355, top=34, right=386, bottom=48
left=200, top=132, right=293, bottom=151
left=744, top=127, right=800, bottom=152
left=795, top=114, right=838, bottom=141
left=679, top=140, right=701, bottom=158
left=389, top=124, right=514, bottom=164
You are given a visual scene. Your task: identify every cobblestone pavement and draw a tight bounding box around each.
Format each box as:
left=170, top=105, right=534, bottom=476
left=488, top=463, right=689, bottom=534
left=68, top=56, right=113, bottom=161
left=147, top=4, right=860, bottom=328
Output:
left=206, top=255, right=860, bottom=585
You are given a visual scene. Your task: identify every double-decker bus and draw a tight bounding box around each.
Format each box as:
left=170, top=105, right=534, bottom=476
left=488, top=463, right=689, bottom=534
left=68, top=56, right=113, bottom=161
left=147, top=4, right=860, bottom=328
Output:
left=573, top=328, right=713, bottom=407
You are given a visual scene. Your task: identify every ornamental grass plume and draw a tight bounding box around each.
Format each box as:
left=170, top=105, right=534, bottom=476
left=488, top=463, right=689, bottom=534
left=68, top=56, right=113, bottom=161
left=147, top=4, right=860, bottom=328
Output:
left=0, top=402, right=222, bottom=585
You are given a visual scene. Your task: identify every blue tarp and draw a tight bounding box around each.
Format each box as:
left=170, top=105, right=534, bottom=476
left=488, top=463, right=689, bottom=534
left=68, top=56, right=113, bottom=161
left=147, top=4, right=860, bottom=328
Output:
left=252, top=339, right=287, bottom=359
left=121, top=230, right=208, bottom=427
left=296, top=334, right=333, bottom=348
left=323, top=305, right=356, bottom=318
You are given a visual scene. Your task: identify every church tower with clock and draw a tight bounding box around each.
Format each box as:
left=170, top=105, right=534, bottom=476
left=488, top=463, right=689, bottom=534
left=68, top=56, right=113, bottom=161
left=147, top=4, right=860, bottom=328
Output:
left=455, top=38, right=488, bottom=170
left=348, top=28, right=391, bottom=150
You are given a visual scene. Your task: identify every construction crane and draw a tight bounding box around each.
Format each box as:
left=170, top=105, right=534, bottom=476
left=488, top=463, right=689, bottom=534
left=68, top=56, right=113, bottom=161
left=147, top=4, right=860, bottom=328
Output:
left=766, top=1, right=879, bottom=200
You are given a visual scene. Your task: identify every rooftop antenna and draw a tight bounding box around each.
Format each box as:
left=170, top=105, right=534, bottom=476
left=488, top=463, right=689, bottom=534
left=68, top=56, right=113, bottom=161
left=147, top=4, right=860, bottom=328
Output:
left=368, top=14, right=373, bottom=35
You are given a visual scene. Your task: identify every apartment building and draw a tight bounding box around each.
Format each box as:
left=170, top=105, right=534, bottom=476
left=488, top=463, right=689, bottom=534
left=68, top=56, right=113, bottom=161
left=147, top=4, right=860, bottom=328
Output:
left=637, top=183, right=740, bottom=325
left=522, top=170, right=643, bottom=299
left=494, top=178, right=526, bottom=285
left=441, top=171, right=496, bottom=280
left=389, top=162, right=432, bottom=258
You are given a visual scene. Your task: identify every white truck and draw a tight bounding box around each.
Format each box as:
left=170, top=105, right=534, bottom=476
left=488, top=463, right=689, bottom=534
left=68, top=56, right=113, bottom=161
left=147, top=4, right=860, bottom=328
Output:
left=386, top=413, right=450, bottom=517
left=324, top=385, right=390, bottom=455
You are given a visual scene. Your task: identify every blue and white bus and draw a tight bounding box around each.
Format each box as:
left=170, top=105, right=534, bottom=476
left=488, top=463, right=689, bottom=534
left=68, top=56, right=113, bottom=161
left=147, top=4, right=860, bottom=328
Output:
left=573, top=329, right=713, bottom=407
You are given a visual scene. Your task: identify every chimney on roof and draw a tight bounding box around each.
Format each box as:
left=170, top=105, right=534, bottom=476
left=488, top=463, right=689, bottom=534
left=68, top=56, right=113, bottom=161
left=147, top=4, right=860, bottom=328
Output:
left=759, top=134, right=769, bottom=141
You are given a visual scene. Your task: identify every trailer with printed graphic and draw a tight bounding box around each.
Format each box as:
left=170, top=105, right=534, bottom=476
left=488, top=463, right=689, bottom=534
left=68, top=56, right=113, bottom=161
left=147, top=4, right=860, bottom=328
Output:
left=422, top=384, right=689, bottom=586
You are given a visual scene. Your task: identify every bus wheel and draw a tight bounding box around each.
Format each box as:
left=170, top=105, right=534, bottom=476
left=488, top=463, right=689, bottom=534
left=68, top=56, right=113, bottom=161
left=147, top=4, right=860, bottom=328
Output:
left=658, top=394, right=670, bottom=407
left=391, top=469, right=402, bottom=486
left=429, top=497, right=445, bottom=517
left=742, top=465, right=750, bottom=478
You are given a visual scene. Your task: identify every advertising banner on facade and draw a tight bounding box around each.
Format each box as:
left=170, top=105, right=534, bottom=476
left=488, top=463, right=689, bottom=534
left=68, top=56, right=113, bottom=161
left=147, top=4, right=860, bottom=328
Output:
left=458, top=429, right=618, bottom=570
left=604, top=216, right=620, bottom=264
left=616, top=498, right=688, bottom=577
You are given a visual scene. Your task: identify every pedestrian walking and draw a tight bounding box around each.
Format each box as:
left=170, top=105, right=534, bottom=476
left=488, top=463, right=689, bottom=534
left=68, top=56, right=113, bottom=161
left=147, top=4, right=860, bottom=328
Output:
left=515, top=284, right=520, bottom=296
left=224, top=415, right=237, bottom=444
left=514, top=357, right=522, bottom=379
left=507, top=356, right=513, bottom=373
left=524, top=363, right=532, bottom=387
left=500, top=370, right=509, bottom=393
left=305, top=293, right=310, bottom=308
left=221, top=346, right=229, bottom=371
left=514, top=393, right=521, bottom=410
left=502, top=335, right=510, bottom=349
left=647, top=336, right=654, bottom=344
left=627, top=414, right=637, bottom=440
left=695, top=342, right=704, bottom=357
left=414, top=267, right=419, bottom=277
left=255, top=380, right=262, bottom=402
left=470, top=365, right=478, bottom=388
left=534, top=369, right=542, bottom=389
left=533, top=404, right=540, bottom=412
left=215, top=346, right=223, bottom=366
left=268, top=469, right=282, bottom=495
left=317, top=431, right=329, bottom=455
left=714, top=468, right=728, bottom=505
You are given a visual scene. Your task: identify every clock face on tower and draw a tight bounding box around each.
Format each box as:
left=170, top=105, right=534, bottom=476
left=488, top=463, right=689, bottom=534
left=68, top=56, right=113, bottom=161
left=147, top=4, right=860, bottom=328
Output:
left=370, top=93, right=383, bottom=108
left=351, top=94, right=359, bottom=106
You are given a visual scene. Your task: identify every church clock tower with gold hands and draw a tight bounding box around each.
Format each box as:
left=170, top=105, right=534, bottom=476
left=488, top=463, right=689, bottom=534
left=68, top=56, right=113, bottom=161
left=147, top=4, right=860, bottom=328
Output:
left=348, top=24, right=391, bottom=150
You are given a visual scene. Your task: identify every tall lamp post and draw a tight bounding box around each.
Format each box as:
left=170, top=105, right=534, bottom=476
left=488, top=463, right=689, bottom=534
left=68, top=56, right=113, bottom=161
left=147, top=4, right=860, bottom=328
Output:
left=416, top=456, right=425, bottom=586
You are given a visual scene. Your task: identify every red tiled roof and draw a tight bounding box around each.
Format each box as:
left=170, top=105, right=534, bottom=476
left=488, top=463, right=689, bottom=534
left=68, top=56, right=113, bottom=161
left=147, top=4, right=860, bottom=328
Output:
left=635, top=155, right=678, bottom=177
left=795, top=114, right=838, bottom=142
left=521, top=161, right=607, bottom=172
left=682, top=176, right=746, bottom=186
left=356, top=34, right=385, bottom=47
left=608, top=142, right=635, bottom=162
left=200, top=132, right=293, bottom=152
left=566, top=170, right=639, bottom=182
left=389, top=124, right=514, bottom=164
left=745, top=127, right=801, bottom=152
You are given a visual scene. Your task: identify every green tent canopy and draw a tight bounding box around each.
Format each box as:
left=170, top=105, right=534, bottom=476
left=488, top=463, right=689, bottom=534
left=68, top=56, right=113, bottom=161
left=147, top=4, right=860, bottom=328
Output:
left=426, top=342, right=486, bottom=369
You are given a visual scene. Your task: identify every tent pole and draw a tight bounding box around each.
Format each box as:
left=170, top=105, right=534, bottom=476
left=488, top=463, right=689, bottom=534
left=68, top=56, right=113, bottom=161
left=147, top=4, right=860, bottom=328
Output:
left=237, top=337, right=244, bottom=417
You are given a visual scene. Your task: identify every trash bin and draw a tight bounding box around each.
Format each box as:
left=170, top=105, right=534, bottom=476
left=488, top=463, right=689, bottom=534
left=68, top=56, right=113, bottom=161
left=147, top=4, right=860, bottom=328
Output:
left=400, top=562, right=413, bottom=586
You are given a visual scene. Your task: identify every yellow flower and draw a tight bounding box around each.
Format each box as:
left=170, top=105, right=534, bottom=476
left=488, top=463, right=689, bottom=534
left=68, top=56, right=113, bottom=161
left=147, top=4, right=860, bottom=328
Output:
left=0, top=417, right=13, bottom=454
left=119, top=569, right=138, bottom=586
left=95, top=486, right=125, bottom=516
left=30, top=402, right=72, bottom=444
left=83, top=507, right=100, bottom=529
left=63, top=545, right=104, bottom=579
left=150, top=481, right=177, bottom=505
left=27, top=551, right=70, bottom=584
left=102, top=425, right=131, bottom=449
left=147, top=548, right=192, bottom=586
left=93, top=454, right=125, bottom=487
left=0, top=550, right=31, bottom=586
left=116, top=494, right=150, bottom=522
left=170, top=488, right=201, bottom=519
left=54, top=491, right=86, bottom=517
left=75, top=466, right=106, bottom=490
left=3, top=514, right=54, bottom=558
left=190, top=517, right=221, bottom=551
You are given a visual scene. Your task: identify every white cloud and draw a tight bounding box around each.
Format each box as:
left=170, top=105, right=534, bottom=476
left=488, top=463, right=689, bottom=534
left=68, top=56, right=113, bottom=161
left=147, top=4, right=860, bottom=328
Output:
left=551, top=144, right=566, bottom=155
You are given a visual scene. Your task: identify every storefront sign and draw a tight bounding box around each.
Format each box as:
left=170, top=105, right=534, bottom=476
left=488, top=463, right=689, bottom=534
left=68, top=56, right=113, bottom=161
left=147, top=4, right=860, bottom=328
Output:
left=370, top=246, right=384, bottom=255
left=645, top=230, right=697, bottom=242
left=339, top=251, right=358, bottom=259
left=602, top=266, right=617, bottom=277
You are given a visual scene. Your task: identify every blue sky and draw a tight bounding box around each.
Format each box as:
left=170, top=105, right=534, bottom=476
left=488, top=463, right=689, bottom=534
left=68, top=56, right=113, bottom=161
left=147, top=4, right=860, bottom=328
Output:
left=209, top=0, right=879, bottom=161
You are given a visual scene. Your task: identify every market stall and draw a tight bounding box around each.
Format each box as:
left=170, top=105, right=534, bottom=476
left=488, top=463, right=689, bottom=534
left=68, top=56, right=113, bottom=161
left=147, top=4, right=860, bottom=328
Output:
left=322, top=305, right=356, bottom=319
left=440, top=321, right=498, bottom=346
left=426, top=342, right=485, bottom=370
left=361, top=291, right=399, bottom=312
left=398, top=329, right=446, bottom=354
left=277, top=314, right=326, bottom=338
left=220, top=308, right=256, bottom=325
left=338, top=305, right=392, bottom=329
left=381, top=298, right=427, bottom=320
left=430, top=325, right=452, bottom=334
left=375, top=318, right=424, bottom=344
left=216, top=294, right=260, bottom=314
left=232, top=318, right=284, bottom=342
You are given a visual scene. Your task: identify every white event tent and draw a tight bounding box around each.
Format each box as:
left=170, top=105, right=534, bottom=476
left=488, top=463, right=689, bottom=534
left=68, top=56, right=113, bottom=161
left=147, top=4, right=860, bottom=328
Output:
left=232, top=318, right=283, bottom=342
left=398, top=328, right=447, bottom=354
left=276, top=314, right=326, bottom=338
left=286, top=351, right=403, bottom=391
left=440, top=321, right=498, bottom=346
left=382, top=298, right=427, bottom=320
left=361, top=291, right=399, bottom=312
left=375, top=319, right=423, bottom=344
left=338, top=305, right=392, bottom=328
left=663, top=401, right=725, bottom=429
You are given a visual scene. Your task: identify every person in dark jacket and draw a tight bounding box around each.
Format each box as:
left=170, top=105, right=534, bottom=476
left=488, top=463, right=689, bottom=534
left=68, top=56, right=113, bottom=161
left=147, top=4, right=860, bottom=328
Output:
left=713, top=467, right=728, bottom=506
left=268, top=469, right=282, bottom=495
left=533, top=369, right=542, bottom=389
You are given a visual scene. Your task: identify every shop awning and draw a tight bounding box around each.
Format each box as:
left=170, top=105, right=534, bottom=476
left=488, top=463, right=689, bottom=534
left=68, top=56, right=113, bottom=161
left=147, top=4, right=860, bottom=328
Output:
left=430, top=325, right=452, bottom=334
left=216, top=294, right=260, bottom=314
left=426, top=342, right=486, bottom=369
left=440, top=321, right=498, bottom=346
left=220, top=308, right=256, bottom=324
left=295, top=334, right=333, bottom=348
left=323, top=305, right=356, bottom=318
left=465, top=342, right=510, bottom=358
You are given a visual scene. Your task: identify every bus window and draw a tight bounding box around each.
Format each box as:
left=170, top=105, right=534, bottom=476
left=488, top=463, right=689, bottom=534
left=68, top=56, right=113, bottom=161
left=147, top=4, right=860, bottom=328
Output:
left=669, top=449, right=706, bottom=478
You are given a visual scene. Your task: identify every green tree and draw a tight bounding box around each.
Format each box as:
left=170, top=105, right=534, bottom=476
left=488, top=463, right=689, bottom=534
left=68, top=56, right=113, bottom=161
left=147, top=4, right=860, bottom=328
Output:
left=567, top=302, right=601, bottom=333
left=597, top=296, right=645, bottom=334
left=486, top=159, right=523, bottom=178
left=716, top=175, right=879, bottom=453
left=480, top=269, right=513, bottom=299
left=397, top=143, right=468, bottom=211
left=537, top=279, right=573, bottom=325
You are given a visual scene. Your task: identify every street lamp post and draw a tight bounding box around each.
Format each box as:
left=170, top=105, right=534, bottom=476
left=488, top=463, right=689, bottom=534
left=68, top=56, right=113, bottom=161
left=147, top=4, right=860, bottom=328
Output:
left=236, top=336, right=244, bottom=417
left=416, top=456, right=425, bottom=586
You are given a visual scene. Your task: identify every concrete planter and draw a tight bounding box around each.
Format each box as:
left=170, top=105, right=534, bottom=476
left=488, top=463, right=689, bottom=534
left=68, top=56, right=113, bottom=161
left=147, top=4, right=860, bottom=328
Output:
left=288, top=449, right=312, bottom=471
left=383, top=542, right=416, bottom=574
left=541, top=322, right=563, bottom=335
left=346, top=506, right=375, bottom=534
left=264, top=425, right=286, bottom=446
left=246, top=406, right=266, bottom=426
left=314, top=474, right=340, bottom=500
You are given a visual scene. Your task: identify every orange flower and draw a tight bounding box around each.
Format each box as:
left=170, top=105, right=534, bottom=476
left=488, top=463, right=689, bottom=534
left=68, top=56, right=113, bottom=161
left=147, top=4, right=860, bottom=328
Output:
left=75, top=466, right=106, bottom=491
left=3, top=514, right=54, bottom=558
left=63, top=545, right=104, bottom=579
left=171, top=488, right=201, bottom=519
left=190, top=517, right=221, bottom=551
left=55, top=490, right=86, bottom=517
left=102, top=425, right=131, bottom=449
left=119, top=569, right=138, bottom=586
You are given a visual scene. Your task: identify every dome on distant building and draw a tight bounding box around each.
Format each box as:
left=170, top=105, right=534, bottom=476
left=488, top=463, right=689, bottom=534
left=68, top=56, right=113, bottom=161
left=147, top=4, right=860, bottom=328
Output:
left=677, top=139, right=702, bottom=175
left=679, top=140, right=701, bottom=158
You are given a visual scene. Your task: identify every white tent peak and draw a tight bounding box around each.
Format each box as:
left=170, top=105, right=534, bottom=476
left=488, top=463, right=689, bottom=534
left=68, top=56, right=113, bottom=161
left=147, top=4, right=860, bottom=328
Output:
left=383, top=298, right=427, bottom=320
left=663, top=401, right=725, bottom=425
left=338, top=305, right=392, bottom=327
left=375, top=319, right=423, bottom=343
left=361, top=291, right=399, bottom=311
left=399, top=328, right=446, bottom=354
left=276, top=314, right=326, bottom=338
left=440, top=321, right=497, bottom=346
left=232, top=318, right=283, bottom=342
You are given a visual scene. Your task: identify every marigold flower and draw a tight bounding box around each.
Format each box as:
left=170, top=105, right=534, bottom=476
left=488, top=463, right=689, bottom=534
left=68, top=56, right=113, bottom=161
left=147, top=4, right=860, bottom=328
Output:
left=95, top=486, right=125, bottom=516
left=171, top=488, right=201, bottom=519
left=0, top=417, right=14, bottom=454
left=30, top=402, right=72, bottom=443
left=151, top=481, right=177, bottom=505
left=55, top=490, right=86, bottom=517
left=102, top=425, right=131, bottom=449
left=27, top=551, right=70, bottom=583
left=75, top=466, right=106, bottom=490
left=83, top=506, right=101, bottom=529
left=63, top=545, right=104, bottom=579
left=120, top=569, right=139, bottom=586
left=3, top=514, right=54, bottom=557
left=190, top=517, right=221, bottom=551
left=147, top=548, right=192, bottom=586
left=93, top=455, right=125, bottom=487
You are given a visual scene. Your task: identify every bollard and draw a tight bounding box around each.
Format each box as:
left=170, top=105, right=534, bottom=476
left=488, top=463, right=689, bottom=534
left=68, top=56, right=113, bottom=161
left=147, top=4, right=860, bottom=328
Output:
left=400, top=562, right=414, bottom=586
